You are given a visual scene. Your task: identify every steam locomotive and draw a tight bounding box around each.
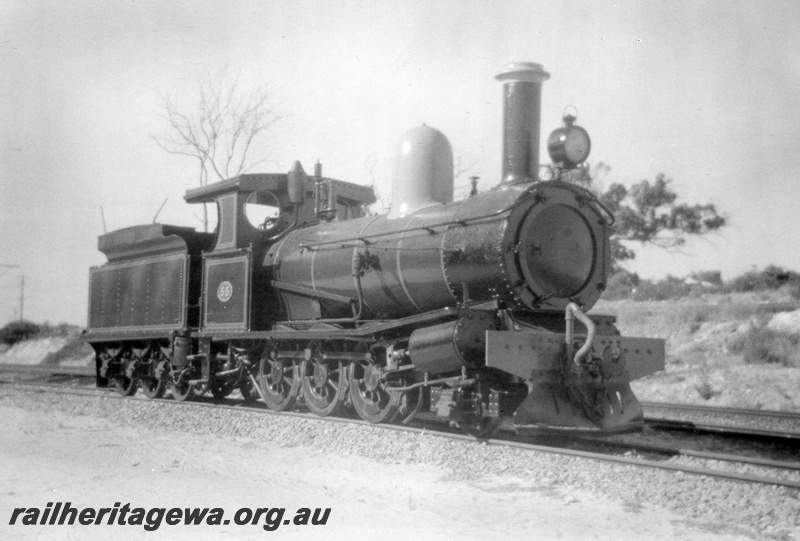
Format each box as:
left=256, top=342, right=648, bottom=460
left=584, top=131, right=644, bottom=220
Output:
left=84, top=62, right=664, bottom=437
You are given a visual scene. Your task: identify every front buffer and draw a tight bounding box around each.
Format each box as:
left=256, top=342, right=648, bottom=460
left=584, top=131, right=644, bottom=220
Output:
left=487, top=309, right=664, bottom=434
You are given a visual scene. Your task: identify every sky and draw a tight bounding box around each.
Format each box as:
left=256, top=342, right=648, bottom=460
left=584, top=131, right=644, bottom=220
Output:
left=2, top=0, right=800, bottom=326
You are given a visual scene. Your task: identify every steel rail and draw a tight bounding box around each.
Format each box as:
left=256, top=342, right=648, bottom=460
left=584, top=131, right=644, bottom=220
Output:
left=646, top=418, right=800, bottom=443
left=486, top=435, right=800, bottom=489
left=567, top=436, right=800, bottom=472
left=0, top=363, right=94, bottom=377
left=2, top=381, right=799, bottom=490
left=642, top=401, right=800, bottom=422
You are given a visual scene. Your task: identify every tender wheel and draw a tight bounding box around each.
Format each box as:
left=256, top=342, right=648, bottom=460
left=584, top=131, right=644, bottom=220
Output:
left=114, top=376, right=138, bottom=397
left=139, top=354, right=168, bottom=399
left=139, top=377, right=166, bottom=399
left=349, top=359, right=400, bottom=424
left=258, top=343, right=300, bottom=411
left=171, top=370, right=195, bottom=402
left=300, top=353, right=347, bottom=417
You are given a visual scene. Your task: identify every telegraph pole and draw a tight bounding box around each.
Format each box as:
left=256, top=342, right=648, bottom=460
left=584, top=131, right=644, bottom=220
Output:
left=19, top=275, right=25, bottom=320
left=1, top=264, right=22, bottom=321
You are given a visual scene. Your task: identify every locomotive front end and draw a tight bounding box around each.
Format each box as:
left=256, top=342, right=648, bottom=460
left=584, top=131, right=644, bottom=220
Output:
left=405, top=177, right=664, bottom=434
left=481, top=63, right=663, bottom=433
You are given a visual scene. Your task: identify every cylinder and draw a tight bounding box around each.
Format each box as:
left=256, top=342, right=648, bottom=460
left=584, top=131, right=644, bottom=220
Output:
left=408, top=314, right=495, bottom=375
left=495, top=62, right=550, bottom=185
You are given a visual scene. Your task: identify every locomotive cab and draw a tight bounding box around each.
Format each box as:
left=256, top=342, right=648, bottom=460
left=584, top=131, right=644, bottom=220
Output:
left=184, top=168, right=376, bottom=331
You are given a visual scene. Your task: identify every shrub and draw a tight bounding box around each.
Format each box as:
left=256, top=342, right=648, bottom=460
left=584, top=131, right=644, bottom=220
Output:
left=38, top=322, right=79, bottom=338
left=631, top=275, right=691, bottom=301
left=689, top=270, right=723, bottom=286
left=603, top=269, right=640, bottom=300
left=728, top=265, right=800, bottom=293
left=725, top=327, right=749, bottom=353
left=787, top=283, right=800, bottom=301
left=0, top=320, right=41, bottom=345
left=695, top=376, right=719, bottom=401
left=742, top=327, right=800, bottom=368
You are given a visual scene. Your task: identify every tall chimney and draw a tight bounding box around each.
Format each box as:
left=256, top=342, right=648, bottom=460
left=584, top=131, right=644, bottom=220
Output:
left=495, top=62, right=550, bottom=185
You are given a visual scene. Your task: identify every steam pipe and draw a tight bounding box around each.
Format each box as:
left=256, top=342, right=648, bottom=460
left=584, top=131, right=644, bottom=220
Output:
left=565, top=302, right=595, bottom=368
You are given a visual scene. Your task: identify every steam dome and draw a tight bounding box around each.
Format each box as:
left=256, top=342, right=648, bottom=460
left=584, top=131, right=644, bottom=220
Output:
left=388, top=125, right=453, bottom=219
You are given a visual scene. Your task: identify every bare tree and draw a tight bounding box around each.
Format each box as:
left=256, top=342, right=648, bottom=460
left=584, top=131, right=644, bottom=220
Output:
left=363, top=152, right=387, bottom=214
left=153, top=75, right=280, bottom=231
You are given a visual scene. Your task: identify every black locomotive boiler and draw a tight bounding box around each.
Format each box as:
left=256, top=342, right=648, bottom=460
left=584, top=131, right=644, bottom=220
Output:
left=84, top=62, right=664, bottom=436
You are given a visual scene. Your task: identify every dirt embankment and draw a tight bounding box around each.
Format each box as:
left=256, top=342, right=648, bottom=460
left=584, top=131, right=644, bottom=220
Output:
left=596, top=292, right=800, bottom=411
left=0, top=334, right=93, bottom=367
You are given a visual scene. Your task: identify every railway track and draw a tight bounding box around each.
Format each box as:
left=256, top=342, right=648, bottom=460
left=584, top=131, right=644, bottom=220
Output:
left=0, top=362, right=94, bottom=377
left=2, top=367, right=799, bottom=491
left=642, top=400, right=800, bottom=421
left=646, top=417, right=800, bottom=444
left=641, top=400, right=800, bottom=447
left=568, top=434, right=800, bottom=471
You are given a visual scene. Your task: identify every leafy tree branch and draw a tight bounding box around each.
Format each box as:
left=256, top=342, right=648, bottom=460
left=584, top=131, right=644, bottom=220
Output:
left=567, top=165, right=726, bottom=269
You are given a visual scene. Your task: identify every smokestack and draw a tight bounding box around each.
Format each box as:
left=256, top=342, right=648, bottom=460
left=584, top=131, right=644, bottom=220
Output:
left=495, top=62, right=550, bottom=185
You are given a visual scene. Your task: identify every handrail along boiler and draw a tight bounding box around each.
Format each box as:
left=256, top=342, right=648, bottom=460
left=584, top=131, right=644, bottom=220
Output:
left=84, top=62, right=664, bottom=436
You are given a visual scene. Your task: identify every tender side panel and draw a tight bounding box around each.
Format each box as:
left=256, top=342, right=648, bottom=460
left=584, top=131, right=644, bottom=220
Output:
left=88, top=254, right=188, bottom=332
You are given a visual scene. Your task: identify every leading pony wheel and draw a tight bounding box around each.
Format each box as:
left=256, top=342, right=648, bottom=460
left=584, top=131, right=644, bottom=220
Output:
left=452, top=383, right=503, bottom=440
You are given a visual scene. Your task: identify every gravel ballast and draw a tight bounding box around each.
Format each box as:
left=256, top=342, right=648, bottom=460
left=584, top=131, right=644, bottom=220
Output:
left=1, top=388, right=798, bottom=539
